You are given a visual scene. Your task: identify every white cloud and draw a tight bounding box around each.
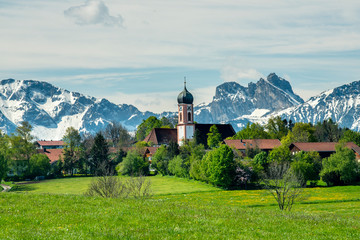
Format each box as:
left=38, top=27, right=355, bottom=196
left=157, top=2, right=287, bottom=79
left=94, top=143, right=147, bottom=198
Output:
left=220, top=58, right=264, bottom=85
left=64, top=0, right=123, bottom=27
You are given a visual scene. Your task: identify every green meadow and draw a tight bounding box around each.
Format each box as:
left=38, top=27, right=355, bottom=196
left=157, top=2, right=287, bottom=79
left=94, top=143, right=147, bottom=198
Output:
left=1, top=177, right=360, bottom=239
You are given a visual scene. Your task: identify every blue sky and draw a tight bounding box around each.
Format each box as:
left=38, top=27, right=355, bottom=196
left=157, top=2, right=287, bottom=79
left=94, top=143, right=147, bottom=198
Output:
left=1, top=0, right=360, bottom=113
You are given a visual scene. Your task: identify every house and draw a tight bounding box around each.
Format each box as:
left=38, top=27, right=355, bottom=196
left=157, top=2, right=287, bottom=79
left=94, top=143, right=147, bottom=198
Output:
left=289, top=142, right=360, bottom=160
left=35, top=140, right=65, bottom=149
left=143, top=80, right=236, bottom=147
left=144, top=146, right=159, bottom=163
left=224, top=139, right=281, bottom=155
left=37, top=148, right=64, bottom=164
left=35, top=140, right=65, bottom=164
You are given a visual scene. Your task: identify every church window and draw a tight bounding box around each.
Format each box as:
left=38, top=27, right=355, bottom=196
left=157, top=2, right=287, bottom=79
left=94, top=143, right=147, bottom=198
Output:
left=180, top=113, right=182, bottom=122
left=188, top=112, right=191, bottom=121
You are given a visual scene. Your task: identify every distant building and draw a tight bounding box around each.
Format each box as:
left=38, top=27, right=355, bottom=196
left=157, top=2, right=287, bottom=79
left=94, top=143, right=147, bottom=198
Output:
left=289, top=142, right=360, bottom=160
left=224, top=139, right=281, bottom=156
left=35, top=141, right=65, bottom=150
left=35, top=140, right=65, bottom=164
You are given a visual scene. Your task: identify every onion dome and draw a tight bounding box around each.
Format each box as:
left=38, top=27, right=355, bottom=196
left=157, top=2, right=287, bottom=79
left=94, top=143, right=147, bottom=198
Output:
left=177, top=80, right=193, bottom=104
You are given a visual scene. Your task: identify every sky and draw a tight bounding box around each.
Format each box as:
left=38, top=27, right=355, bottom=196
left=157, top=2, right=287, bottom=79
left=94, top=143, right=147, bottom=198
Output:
left=1, top=0, right=360, bottom=113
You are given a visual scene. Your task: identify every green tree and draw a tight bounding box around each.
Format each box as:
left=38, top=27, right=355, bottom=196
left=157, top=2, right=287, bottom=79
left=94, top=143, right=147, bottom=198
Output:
left=0, top=153, right=8, bottom=182
left=117, top=149, right=149, bottom=176
left=10, top=121, right=36, bottom=162
left=189, top=144, right=206, bottom=180
left=292, top=122, right=316, bottom=142
left=315, top=119, right=344, bottom=142
left=266, top=116, right=289, bottom=139
left=105, top=121, right=132, bottom=148
left=268, top=146, right=292, bottom=164
left=168, top=155, right=188, bottom=178
left=62, top=127, right=82, bottom=176
left=291, top=151, right=321, bottom=185
left=201, top=144, right=235, bottom=188
left=320, top=144, right=358, bottom=186
left=27, top=154, right=51, bottom=178
left=207, top=125, right=222, bottom=149
left=341, top=129, right=360, bottom=146
left=253, top=151, right=269, bottom=170
left=151, top=145, right=170, bottom=175
left=90, top=132, right=110, bottom=176
left=135, top=116, right=162, bottom=141
left=232, top=122, right=270, bottom=140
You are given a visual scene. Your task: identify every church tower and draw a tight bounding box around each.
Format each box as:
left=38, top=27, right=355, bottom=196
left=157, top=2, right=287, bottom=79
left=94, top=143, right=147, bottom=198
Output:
left=177, top=79, right=195, bottom=146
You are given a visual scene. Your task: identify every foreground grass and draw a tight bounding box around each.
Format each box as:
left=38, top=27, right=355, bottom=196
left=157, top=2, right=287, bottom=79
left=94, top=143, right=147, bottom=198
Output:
left=2, top=177, right=360, bottom=239
left=1, top=188, right=359, bottom=240
left=11, top=175, right=220, bottom=195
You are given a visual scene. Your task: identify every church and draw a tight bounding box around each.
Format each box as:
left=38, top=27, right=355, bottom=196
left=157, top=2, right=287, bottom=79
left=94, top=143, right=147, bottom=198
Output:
left=143, top=81, right=235, bottom=147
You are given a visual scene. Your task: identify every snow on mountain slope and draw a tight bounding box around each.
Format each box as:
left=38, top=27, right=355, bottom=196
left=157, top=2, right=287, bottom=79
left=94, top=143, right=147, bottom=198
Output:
left=194, top=73, right=304, bottom=127
left=276, top=80, right=360, bottom=131
left=0, top=79, right=146, bottom=140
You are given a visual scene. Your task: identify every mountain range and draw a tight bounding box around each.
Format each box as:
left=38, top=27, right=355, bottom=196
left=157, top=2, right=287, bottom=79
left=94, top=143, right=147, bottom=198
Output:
left=0, top=73, right=359, bottom=140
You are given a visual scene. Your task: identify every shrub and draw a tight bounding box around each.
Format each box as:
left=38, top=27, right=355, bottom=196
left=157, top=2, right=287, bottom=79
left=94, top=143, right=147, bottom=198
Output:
left=320, top=144, right=358, bottom=186
left=168, top=155, right=188, bottom=178
left=151, top=145, right=170, bottom=175
left=291, top=151, right=321, bottom=186
left=201, top=144, right=235, bottom=188
left=27, top=154, right=51, bottom=179
left=117, top=150, right=149, bottom=176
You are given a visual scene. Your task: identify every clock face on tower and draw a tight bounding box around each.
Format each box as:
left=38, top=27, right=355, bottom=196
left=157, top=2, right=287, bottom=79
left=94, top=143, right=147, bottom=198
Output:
left=187, top=105, right=192, bottom=111
left=179, top=106, right=183, bottom=111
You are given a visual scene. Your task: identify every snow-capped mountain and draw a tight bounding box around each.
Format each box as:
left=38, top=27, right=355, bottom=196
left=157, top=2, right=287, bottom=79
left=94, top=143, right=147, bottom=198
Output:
left=0, top=79, right=161, bottom=139
left=194, top=73, right=304, bottom=128
left=2, top=74, right=360, bottom=140
left=277, top=80, right=360, bottom=131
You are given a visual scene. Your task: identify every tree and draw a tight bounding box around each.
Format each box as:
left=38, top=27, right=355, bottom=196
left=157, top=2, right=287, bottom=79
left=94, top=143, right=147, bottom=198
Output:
left=266, top=117, right=289, bottom=139
left=292, top=122, right=316, bottom=142
left=135, top=116, right=162, bottom=141
left=10, top=121, right=36, bottom=162
left=291, top=151, right=321, bottom=186
left=189, top=144, right=206, bottom=180
left=232, top=122, right=270, bottom=140
left=0, top=153, right=8, bottom=182
left=168, top=155, right=188, bottom=178
left=341, top=129, right=360, bottom=146
left=253, top=151, right=269, bottom=170
left=267, top=146, right=292, bottom=164
left=151, top=145, right=170, bottom=175
left=90, top=132, right=110, bottom=176
left=201, top=144, right=235, bottom=188
left=27, top=154, right=51, bottom=178
left=207, top=125, right=222, bottom=149
left=117, top=149, right=149, bottom=176
left=320, top=144, right=358, bottom=186
left=263, top=162, right=304, bottom=211
left=104, top=121, right=132, bottom=148
left=315, top=119, right=344, bottom=142
left=62, top=127, right=82, bottom=176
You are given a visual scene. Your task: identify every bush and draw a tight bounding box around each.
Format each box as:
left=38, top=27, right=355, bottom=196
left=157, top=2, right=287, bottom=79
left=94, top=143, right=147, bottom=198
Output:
left=168, top=155, right=188, bottom=178
left=27, top=154, right=51, bottom=179
left=151, top=145, right=170, bottom=175
left=320, top=144, right=358, bottom=186
left=291, top=151, right=321, bottom=186
left=85, top=175, right=151, bottom=199
left=201, top=144, right=235, bottom=188
left=117, top=150, right=149, bottom=176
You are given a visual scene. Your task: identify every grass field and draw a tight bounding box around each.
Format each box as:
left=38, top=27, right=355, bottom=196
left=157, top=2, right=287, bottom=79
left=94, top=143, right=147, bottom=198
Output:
left=1, top=177, right=360, bottom=239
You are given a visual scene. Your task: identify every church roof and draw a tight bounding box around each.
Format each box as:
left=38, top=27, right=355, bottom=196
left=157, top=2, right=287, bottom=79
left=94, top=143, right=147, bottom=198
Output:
left=177, top=82, right=193, bottom=104
left=143, top=128, right=178, bottom=145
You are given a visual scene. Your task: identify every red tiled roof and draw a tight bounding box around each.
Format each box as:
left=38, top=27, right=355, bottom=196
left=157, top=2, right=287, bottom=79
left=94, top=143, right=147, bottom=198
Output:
left=291, top=142, right=360, bottom=153
left=224, top=139, right=281, bottom=150
left=143, top=128, right=177, bottom=145
left=36, top=141, right=65, bottom=147
left=37, top=149, right=63, bottom=164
